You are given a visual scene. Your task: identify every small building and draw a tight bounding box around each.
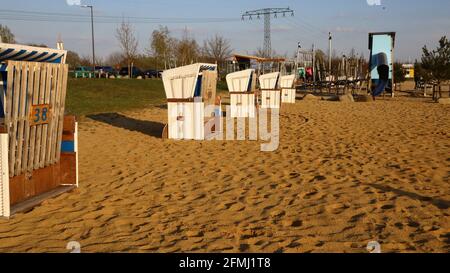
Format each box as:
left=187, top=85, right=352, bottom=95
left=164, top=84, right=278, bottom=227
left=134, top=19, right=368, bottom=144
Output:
left=402, top=64, right=415, bottom=79
left=226, top=54, right=286, bottom=76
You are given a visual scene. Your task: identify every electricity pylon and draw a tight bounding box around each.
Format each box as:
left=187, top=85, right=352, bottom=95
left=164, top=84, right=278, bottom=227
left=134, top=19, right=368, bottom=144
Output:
left=242, top=8, right=294, bottom=58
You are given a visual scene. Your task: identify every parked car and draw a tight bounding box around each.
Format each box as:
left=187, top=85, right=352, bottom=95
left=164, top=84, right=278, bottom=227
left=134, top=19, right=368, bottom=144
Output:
left=144, top=69, right=163, bottom=78
left=96, top=66, right=117, bottom=78
left=74, top=66, right=94, bottom=78
left=119, top=67, right=144, bottom=78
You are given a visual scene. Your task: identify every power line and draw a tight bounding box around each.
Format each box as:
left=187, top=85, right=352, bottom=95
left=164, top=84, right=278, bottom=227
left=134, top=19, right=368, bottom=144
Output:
left=0, top=9, right=241, bottom=24
left=285, top=17, right=328, bottom=40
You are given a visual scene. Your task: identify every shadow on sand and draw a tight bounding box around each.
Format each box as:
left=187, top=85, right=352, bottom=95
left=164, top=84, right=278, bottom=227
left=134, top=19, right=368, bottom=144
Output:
left=368, top=183, right=450, bottom=210
left=87, top=113, right=165, bottom=139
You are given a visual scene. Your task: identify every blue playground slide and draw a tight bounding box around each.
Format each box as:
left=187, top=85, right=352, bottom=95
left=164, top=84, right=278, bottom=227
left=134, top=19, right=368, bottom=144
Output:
left=372, top=52, right=390, bottom=97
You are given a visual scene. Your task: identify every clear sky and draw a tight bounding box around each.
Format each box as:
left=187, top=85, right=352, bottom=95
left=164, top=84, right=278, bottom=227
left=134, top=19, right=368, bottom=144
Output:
left=2, top=0, right=449, bottom=62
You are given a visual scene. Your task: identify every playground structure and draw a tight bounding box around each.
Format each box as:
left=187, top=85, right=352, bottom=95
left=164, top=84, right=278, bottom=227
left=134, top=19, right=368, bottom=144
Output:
left=259, top=72, right=281, bottom=109
left=280, top=74, right=296, bottom=103
left=162, top=63, right=221, bottom=140
left=0, top=42, right=78, bottom=217
left=295, top=46, right=315, bottom=84
left=226, top=69, right=257, bottom=118
left=368, top=32, right=396, bottom=97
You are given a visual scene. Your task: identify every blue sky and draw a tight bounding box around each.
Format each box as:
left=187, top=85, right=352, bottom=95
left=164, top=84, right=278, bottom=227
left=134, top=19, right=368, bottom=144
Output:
left=2, top=0, right=449, bottom=62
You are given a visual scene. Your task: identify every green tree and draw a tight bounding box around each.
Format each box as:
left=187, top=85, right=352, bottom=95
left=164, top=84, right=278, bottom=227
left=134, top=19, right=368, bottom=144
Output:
left=421, top=36, right=450, bottom=84
left=414, top=61, right=431, bottom=83
left=0, top=24, right=15, bottom=43
left=149, top=25, right=174, bottom=69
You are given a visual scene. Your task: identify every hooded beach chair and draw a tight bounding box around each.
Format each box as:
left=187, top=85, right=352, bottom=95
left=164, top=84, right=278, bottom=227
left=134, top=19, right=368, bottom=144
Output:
left=162, top=63, right=221, bottom=140
left=280, top=74, right=296, bottom=103
left=259, top=72, right=281, bottom=109
left=0, top=42, right=78, bottom=217
left=226, top=69, right=257, bottom=118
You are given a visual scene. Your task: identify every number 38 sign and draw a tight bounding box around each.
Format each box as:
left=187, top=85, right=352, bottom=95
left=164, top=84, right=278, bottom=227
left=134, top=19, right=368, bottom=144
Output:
left=29, top=104, right=51, bottom=126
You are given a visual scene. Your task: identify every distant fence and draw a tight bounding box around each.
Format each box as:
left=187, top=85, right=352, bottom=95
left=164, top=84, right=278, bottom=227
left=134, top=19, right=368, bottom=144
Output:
left=4, top=61, right=68, bottom=177
left=433, top=84, right=450, bottom=100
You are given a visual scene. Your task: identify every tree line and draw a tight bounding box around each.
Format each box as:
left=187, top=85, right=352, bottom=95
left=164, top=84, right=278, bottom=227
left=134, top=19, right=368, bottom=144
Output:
left=100, top=21, right=232, bottom=77
left=1, top=23, right=449, bottom=84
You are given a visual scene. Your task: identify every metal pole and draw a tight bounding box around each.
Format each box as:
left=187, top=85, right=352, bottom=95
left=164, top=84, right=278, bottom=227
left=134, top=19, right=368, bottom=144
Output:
left=90, top=6, right=95, bottom=76
left=328, top=32, right=332, bottom=79
left=312, top=44, right=316, bottom=84
left=82, top=5, right=95, bottom=77
left=264, top=11, right=271, bottom=58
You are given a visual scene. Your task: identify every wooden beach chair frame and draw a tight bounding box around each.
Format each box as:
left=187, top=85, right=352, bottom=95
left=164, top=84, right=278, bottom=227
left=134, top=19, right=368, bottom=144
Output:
left=0, top=42, right=78, bottom=218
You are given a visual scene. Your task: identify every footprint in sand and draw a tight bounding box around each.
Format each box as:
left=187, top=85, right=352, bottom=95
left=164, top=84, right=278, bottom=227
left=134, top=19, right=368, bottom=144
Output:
left=270, top=210, right=286, bottom=218
left=300, top=188, right=319, bottom=199
left=349, top=213, right=366, bottom=223
left=281, top=218, right=302, bottom=227
left=325, top=203, right=350, bottom=214
left=229, top=203, right=246, bottom=212
left=380, top=204, right=395, bottom=210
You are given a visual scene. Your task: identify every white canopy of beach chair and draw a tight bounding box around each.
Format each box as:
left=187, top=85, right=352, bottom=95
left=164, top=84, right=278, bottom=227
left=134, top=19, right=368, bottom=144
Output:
left=280, top=74, right=296, bottom=89
left=0, top=43, right=66, bottom=64
left=226, top=69, right=255, bottom=92
left=259, top=72, right=280, bottom=90
left=162, top=63, right=217, bottom=99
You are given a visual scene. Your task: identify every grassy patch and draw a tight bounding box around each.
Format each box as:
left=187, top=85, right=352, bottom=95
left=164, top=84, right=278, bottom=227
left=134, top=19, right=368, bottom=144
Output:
left=66, top=78, right=166, bottom=116
left=66, top=78, right=229, bottom=116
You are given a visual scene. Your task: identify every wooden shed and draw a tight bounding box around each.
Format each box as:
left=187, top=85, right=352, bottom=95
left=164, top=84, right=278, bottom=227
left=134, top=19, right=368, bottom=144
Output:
left=0, top=42, right=78, bottom=217
left=226, top=69, right=256, bottom=118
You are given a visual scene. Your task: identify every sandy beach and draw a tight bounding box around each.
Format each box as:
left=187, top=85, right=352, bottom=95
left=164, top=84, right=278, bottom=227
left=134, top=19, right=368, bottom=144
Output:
left=0, top=96, right=449, bottom=253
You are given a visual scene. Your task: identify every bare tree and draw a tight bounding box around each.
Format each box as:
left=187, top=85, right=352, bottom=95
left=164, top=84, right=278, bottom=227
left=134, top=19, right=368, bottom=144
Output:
left=254, top=47, right=265, bottom=58
left=106, top=52, right=126, bottom=69
left=0, top=24, right=15, bottom=43
left=116, top=20, right=139, bottom=77
left=202, top=34, right=232, bottom=76
left=66, top=50, right=82, bottom=69
left=175, top=28, right=199, bottom=66
left=253, top=47, right=278, bottom=59
left=203, top=34, right=232, bottom=64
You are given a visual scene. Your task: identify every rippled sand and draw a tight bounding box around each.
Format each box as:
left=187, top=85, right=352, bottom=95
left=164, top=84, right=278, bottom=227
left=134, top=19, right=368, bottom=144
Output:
left=0, top=96, right=449, bottom=253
